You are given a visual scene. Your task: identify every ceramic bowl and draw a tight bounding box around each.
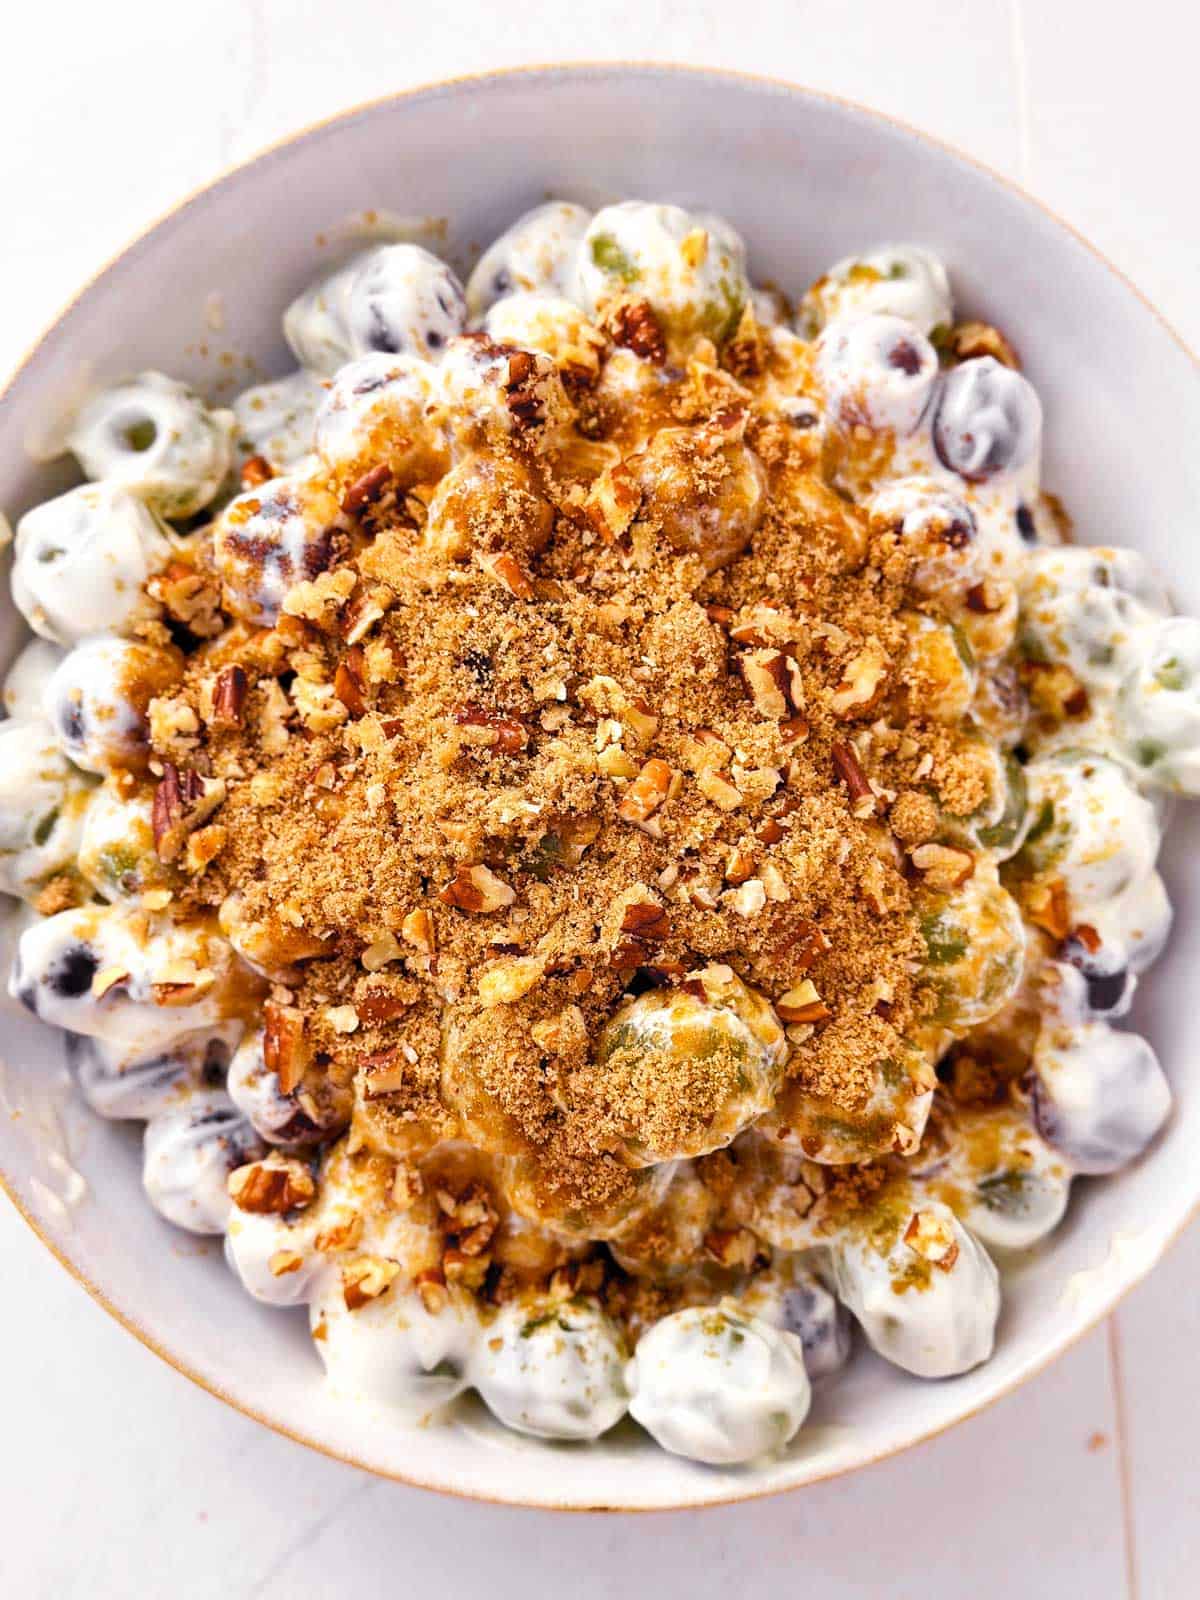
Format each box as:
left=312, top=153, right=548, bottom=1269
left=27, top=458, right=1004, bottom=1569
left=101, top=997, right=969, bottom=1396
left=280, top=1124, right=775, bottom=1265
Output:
left=2, top=64, right=1198, bottom=1511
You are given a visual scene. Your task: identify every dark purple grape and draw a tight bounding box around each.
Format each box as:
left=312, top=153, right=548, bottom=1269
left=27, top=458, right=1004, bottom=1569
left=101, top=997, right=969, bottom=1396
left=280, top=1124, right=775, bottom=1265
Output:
left=933, top=357, right=1041, bottom=481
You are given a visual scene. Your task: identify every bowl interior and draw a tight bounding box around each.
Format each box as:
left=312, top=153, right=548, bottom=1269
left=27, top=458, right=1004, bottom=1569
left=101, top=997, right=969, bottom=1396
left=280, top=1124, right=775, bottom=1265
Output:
left=2, top=66, right=1198, bottom=1510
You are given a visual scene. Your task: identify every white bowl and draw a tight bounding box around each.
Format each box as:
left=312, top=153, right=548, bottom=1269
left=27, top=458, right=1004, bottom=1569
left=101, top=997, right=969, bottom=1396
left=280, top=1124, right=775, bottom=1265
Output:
left=2, top=65, right=1198, bottom=1511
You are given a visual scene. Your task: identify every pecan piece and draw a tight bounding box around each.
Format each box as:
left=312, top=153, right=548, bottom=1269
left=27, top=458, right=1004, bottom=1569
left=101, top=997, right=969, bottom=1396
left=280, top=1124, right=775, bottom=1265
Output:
left=333, top=646, right=367, bottom=717
left=1024, top=877, right=1071, bottom=941
left=359, top=1050, right=407, bottom=1099
left=910, top=842, right=975, bottom=890
left=211, top=665, right=248, bottom=725
left=228, top=1156, right=315, bottom=1214
left=152, top=764, right=227, bottom=863
left=904, top=1209, right=960, bottom=1271
left=620, top=901, right=671, bottom=941
left=437, top=863, right=516, bottom=913
left=722, top=301, right=765, bottom=379
left=342, top=1255, right=401, bottom=1311
left=831, top=741, right=875, bottom=813
left=946, top=320, right=1019, bottom=369
left=600, top=296, right=667, bottom=365
left=400, top=908, right=436, bottom=954
left=738, top=648, right=805, bottom=720
left=776, top=980, right=833, bottom=1024
left=618, top=758, right=674, bottom=827
left=452, top=703, right=529, bottom=754
left=356, top=989, right=411, bottom=1025
left=263, top=1001, right=310, bottom=1096
left=239, top=454, right=274, bottom=489
left=341, top=462, right=393, bottom=514
left=829, top=639, right=891, bottom=719
left=476, top=549, right=536, bottom=600
left=503, top=348, right=558, bottom=427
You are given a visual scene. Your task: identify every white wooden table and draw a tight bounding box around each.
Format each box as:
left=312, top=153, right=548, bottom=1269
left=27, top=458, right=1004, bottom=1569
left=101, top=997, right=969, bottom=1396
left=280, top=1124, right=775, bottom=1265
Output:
left=2, top=4, right=1196, bottom=1593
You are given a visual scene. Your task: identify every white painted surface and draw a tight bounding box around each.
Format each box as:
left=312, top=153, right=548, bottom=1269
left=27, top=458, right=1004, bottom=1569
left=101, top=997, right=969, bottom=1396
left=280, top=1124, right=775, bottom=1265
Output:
left=0, top=1, right=1196, bottom=1593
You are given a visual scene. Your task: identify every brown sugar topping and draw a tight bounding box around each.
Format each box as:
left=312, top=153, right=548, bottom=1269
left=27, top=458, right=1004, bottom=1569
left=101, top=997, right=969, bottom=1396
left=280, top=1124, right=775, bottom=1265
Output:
left=147, top=323, right=994, bottom=1240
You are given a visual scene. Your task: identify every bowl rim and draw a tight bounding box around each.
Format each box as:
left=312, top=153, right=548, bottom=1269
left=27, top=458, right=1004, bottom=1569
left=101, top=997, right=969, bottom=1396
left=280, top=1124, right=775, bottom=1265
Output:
left=2, top=58, right=1198, bottom=1514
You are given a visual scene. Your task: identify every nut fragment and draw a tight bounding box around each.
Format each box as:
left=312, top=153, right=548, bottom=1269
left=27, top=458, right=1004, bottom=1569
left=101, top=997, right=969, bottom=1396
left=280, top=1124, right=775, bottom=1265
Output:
left=415, top=1269, right=448, bottom=1314
left=618, top=758, right=674, bottom=827
left=333, top=647, right=367, bottom=717
left=600, top=296, right=667, bottom=365
left=904, top=1209, right=961, bottom=1271
left=452, top=703, right=529, bottom=754
left=722, top=301, right=765, bottom=380
left=239, top=454, right=274, bottom=489
left=151, top=764, right=227, bottom=862
left=1024, top=876, right=1071, bottom=940
left=738, top=648, right=805, bottom=720
left=829, top=639, right=890, bottom=719
left=360, top=1050, right=407, bottom=1099
left=478, top=953, right=546, bottom=1006
left=620, top=901, right=671, bottom=941
left=342, top=1255, right=401, bottom=1310
left=263, top=1001, right=310, bottom=1096
left=90, top=965, right=131, bottom=1000
left=831, top=741, right=875, bottom=813
left=400, top=908, right=436, bottom=954
left=476, top=549, right=535, bottom=599
left=437, top=863, right=516, bottom=913
left=228, top=1156, right=316, bottom=1214
left=945, top=320, right=1018, bottom=369
left=586, top=460, right=642, bottom=543
left=212, top=665, right=248, bottom=725
left=703, top=1227, right=759, bottom=1269
left=776, top=979, right=833, bottom=1024
left=341, top=462, right=393, bottom=514
left=910, top=842, right=975, bottom=890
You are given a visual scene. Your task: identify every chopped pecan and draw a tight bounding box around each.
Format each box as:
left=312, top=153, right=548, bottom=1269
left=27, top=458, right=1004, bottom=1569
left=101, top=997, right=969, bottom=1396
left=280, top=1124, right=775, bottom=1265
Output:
left=333, top=646, right=367, bottom=717
left=620, top=901, right=671, bottom=941
left=239, top=454, right=274, bottom=489
left=904, top=1209, right=960, bottom=1270
left=400, top=908, right=436, bottom=954
left=503, top=348, right=556, bottom=427
left=600, top=296, right=666, bottom=365
left=738, top=648, right=805, bottom=720
left=618, top=758, right=674, bottom=827
left=776, top=979, right=833, bottom=1024
left=831, top=741, right=875, bottom=812
left=437, top=863, right=516, bottom=913
left=152, top=764, right=226, bottom=862
left=586, top=461, right=642, bottom=543
left=478, top=953, right=546, bottom=1006
left=946, top=320, right=1019, bottom=369
left=263, top=1001, right=310, bottom=1096
left=1025, top=877, right=1071, bottom=941
left=477, top=549, right=536, bottom=599
left=211, top=664, right=248, bottom=725
left=910, top=842, right=975, bottom=890
left=228, top=1156, right=315, bottom=1214
left=356, top=989, right=411, bottom=1025
left=342, top=1255, right=401, bottom=1310
left=415, top=1268, right=448, bottom=1314
left=452, top=703, right=529, bottom=754
left=359, top=1050, right=407, bottom=1099
left=829, top=639, right=891, bottom=719
left=703, top=1227, right=760, bottom=1269
left=341, top=462, right=393, bottom=514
